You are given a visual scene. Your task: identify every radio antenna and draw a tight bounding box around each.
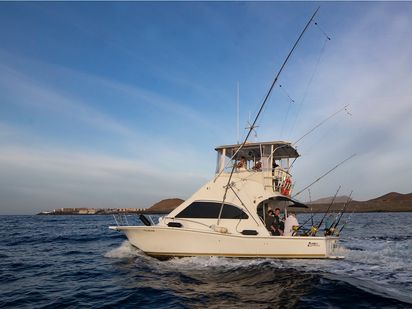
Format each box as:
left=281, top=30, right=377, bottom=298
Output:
left=237, top=81, right=240, bottom=144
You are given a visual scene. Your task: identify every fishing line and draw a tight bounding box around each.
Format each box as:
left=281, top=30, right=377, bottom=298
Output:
left=214, top=7, right=320, bottom=185
left=279, top=84, right=296, bottom=104
left=217, top=8, right=320, bottom=225
left=293, top=104, right=349, bottom=146
left=279, top=84, right=296, bottom=138
left=229, top=185, right=260, bottom=226
left=287, top=104, right=352, bottom=174
left=288, top=35, right=330, bottom=138
left=314, top=21, right=331, bottom=41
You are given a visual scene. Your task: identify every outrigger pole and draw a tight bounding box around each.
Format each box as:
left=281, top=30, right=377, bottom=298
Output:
left=286, top=104, right=351, bottom=172
left=217, top=7, right=320, bottom=225
left=293, top=104, right=350, bottom=147
left=292, top=153, right=356, bottom=199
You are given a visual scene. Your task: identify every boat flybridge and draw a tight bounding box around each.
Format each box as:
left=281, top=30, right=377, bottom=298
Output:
left=109, top=141, right=343, bottom=259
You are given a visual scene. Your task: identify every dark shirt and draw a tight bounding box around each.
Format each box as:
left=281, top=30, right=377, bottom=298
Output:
left=271, top=215, right=282, bottom=236
left=265, top=215, right=274, bottom=231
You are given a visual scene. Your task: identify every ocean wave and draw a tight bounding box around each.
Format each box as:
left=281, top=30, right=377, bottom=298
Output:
left=104, top=241, right=142, bottom=259
left=2, top=214, right=411, bottom=308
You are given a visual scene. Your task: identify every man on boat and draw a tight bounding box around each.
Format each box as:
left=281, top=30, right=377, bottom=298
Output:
left=265, top=209, right=275, bottom=232
left=236, top=156, right=247, bottom=170
left=271, top=208, right=284, bottom=236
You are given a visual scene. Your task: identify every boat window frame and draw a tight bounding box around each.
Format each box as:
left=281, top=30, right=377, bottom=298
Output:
left=175, top=200, right=249, bottom=219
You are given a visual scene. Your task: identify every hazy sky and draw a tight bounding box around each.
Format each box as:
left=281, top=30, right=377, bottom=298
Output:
left=1, top=2, right=411, bottom=214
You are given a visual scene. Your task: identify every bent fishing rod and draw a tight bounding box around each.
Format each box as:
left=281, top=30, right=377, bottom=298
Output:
left=216, top=7, right=320, bottom=225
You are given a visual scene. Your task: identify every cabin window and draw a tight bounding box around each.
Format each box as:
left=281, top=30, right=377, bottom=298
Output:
left=175, top=201, right=249, bottom=219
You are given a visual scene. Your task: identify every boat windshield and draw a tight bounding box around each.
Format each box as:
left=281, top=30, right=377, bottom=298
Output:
left=215, top=141, right=299, bottom=174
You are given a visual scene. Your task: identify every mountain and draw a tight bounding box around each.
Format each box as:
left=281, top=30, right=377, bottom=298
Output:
left=367, top=192, right=412, bottom=202
left=310, top=195, right=353, bottom=204
left=146, top=192, right=412, bottom=214
left=302, top=192, right=412, bottom=213
left=146, top=198, right=184, bottom=213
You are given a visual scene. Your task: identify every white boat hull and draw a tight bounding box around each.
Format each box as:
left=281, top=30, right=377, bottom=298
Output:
left=110, top=226, right=344, bottom=259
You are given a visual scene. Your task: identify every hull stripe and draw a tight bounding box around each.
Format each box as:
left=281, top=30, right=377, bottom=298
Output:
left=145, top=252, right=326, bottom=258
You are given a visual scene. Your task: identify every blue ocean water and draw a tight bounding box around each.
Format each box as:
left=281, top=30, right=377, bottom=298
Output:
left=0, top=213, right=411, bottom=308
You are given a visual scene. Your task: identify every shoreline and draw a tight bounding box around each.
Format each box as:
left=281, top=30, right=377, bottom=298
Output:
left=36, top=209, right=412, bottom=215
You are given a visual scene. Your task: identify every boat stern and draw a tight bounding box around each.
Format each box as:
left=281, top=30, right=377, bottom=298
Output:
left=325, top=236, right=345, bottom=259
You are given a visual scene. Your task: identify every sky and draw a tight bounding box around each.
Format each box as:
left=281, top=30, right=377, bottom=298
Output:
left=1, top=2, right=412, bottom=214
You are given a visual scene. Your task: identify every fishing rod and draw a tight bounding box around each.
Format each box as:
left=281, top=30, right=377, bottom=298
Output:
left=214, top=7, right=320, bottom=183
left=289, top=189, right=314, bottom=233
left=336, top=201, right=359, bottom=236
left=310, top=185, right=341, bottom=236
left=292, top=153, right=356, bottom=199
left=324, top=191, right=353, bottom=236
left=309, top=188, right=314, bottom=226
left=297, top=186, right=340, bottom=236
left=294, top=212, right=316, bottom=234
left=216, top=7, right=320, bottom=225
left=331, top=191, right=353, bottom=230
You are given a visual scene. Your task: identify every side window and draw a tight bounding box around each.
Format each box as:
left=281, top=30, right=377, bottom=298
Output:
left=176, top=201, right=248, bottom=219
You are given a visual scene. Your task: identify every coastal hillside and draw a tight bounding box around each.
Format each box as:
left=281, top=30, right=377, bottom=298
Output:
left=146, top=192, right=412, bottom=214
left=310, top=195, right=353, bottom=204
left=38, top=192, right=412, bottom=215
left=301, top=192, right=412, bottom=213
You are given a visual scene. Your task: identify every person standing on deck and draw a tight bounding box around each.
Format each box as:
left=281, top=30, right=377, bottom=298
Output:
left=271, top=208, right=284, bottom=236
left=284, top=212, right=299, bottom=236
left=265, top=209, right=275, bottom=232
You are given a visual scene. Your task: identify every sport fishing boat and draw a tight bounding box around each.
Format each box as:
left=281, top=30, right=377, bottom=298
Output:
left=109, top=8, right=344, bottom=259
left=110, top=140, right=343, bottom=259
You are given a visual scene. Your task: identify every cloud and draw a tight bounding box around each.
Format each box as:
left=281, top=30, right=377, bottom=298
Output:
left=0, top=144, right=207, bottom=214
left=0, top=62, right=134, bottom=137
left=284, top=4, right=412, bottom=200
left=0, top=52, right=221, bottom=214
left=0, top=49, right=223, bottom=138
left=1, top=3, right=412, bottom=213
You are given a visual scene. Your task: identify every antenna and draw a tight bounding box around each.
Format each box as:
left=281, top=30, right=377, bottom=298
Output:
left=246, top=111, right=259, bottom=139
left=237, top=81, right=240, bottom=144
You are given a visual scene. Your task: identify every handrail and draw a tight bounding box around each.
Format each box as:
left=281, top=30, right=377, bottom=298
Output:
left=163, top=217, right=214, bottom=230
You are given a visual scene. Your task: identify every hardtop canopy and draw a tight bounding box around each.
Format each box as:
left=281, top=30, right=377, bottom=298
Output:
left=215, top=141, right=299, bottom=161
